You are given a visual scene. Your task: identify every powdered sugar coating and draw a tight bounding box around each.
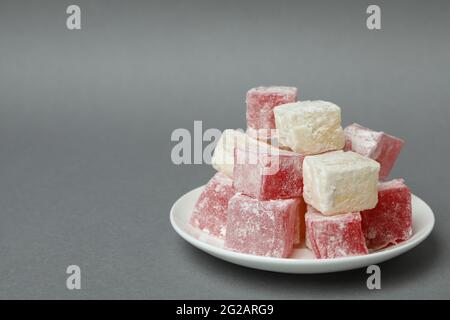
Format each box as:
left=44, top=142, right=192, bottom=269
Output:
left=361, top=179, right=412, bottom=250
left=344, top=123, right=404, bottom=180
left=306, top=206, right=368, bottom=259
left=190, top=173, right=235, bottom=238
left=246, top=86, right=297, bottom=139
left=225, top=193, right=299, bottom=258
left=378, top=178, right=406, bottom=191
left=344, top=123, right=382, bottom=157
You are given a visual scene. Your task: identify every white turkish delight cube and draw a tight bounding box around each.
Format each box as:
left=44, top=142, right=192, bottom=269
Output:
left=303, top=151, right=380, bottom=215
left=274, top=100, right=345, bottom=155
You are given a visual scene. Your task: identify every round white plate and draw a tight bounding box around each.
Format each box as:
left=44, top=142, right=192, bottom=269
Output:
left=170, top=186, right=435, bottom=274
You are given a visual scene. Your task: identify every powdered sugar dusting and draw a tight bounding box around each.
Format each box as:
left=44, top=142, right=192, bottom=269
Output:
left=306, top=207, right=368, bottom=259
left=224, top=194, right=299, bottom=258
left=344, top=123, right=404, bottom=180
left=190, top=173, right=235, bottom=239
left=361, top=179, right=412, bottom=250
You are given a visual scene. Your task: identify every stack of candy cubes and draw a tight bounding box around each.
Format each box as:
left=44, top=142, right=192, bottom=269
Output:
left=190, top=86, right=412, bottom=259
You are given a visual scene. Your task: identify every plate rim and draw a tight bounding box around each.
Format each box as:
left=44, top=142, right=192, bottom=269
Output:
left=170, top=185, right=435, bottom=267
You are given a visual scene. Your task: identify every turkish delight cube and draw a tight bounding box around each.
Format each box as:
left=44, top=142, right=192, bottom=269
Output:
left=303, top=151, right=380, bottom=215
left=211, top=129, right=270, bottom=178
left=225, top=193, right=299, bottom=258
left=344, top=123, right=404, bottom=180
left=306, top=206, right=368, bottom=259
left=361, top=179, right=412, bottom=250
left=294, top=197, right=307, bottom=248
left=246, top=86, right=297, bottom=139
left=233, top=144, right=304, bottom=200
left=189, top=172, right=235, bottom=238
left=274, top=100, right=345, bottom=155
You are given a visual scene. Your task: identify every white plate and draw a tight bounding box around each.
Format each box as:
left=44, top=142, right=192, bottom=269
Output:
left=170, top=186, right=435, bottom=274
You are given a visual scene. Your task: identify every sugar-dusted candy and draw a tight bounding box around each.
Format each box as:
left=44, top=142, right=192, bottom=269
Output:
left=225, top=193, right=299, bottom=258
left=306, top=206, right=368, bottom=259
left=246, top=86, right=297, bottom=140
left=294, top=197, right=307, bottom=248
left=344, top=123, right=404, bottom=180
left=274, top=100, right=345, bottom=155
left=211, top=129, right=270, bottom=178
left=233, top=145, right=304, bottom=200
left=303, top=150, right=380, bottom=215
left=189, top=173, right=235, bottom=238
left=361, top=179, right=412, bottom=250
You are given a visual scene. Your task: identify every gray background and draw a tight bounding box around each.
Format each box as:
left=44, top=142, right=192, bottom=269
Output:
left=0, top=0, right=449, bottom=299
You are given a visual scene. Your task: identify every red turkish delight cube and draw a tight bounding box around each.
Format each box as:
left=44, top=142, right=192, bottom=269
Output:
left=233, top=145, right=304, bottom=200
left=246, top=86, right=297, bottom=139
left=306, top=206, right=368, bottom=259
left=225, top=193, right=299, bottom=258
left=190, top=172, right=235, bottom=238
left=344, top=123, right=404, bottom=180
left=361, top=179, right=412, bottom=250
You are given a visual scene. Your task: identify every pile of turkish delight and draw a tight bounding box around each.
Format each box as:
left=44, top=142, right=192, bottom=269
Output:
left=190, top=86, right=412, bottom=259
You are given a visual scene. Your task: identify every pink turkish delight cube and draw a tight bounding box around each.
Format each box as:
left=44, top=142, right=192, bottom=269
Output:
left=233, top=145, right=304, bottom=200
left=246, top=86, right=297, bottom=139
left=306, top=206, right=368, bottom=259
left=225, top=193, right=299, bottom=258
left=190, top=172, right=235, bottom=238
left=361, top=179, right=412, bottom=250
left=344, top=123, right=404, bottom=180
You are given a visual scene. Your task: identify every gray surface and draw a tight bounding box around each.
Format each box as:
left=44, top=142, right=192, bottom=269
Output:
left=0, top=0, right=449, bottom=299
